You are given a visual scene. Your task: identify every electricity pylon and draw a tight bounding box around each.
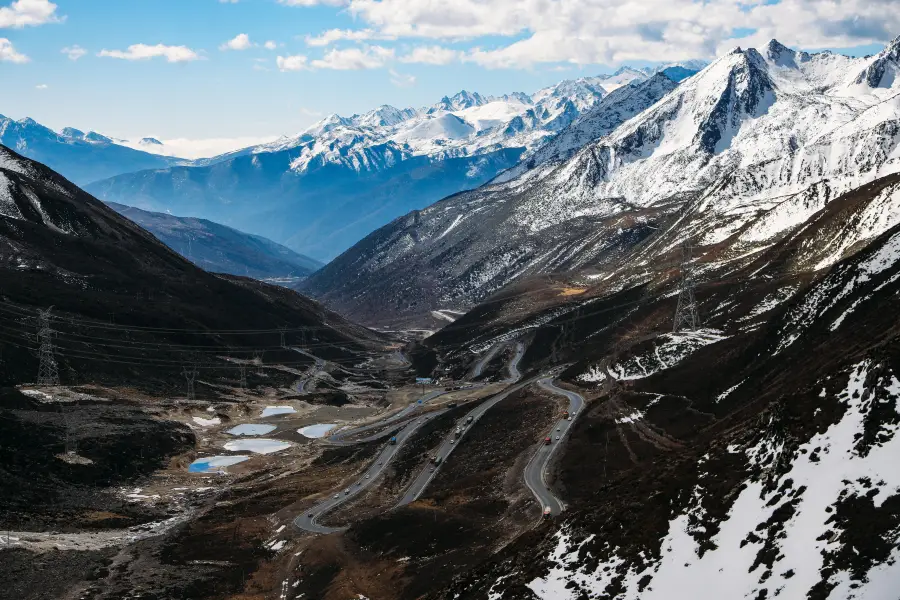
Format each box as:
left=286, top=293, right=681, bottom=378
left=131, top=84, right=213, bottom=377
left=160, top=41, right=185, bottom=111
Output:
left=37, top=307, right=60, bottom=386
left=182, top=363, right=198, bottom=401
left=673, top=242, right=701, bottom=332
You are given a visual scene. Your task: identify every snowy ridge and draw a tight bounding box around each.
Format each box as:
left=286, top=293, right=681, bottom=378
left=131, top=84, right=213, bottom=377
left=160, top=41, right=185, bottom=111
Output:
left=248, top=68, right=677, bottom=175
left=307, top=37, right=900, bottom=321
left=529, top=360, right=900, bottom=599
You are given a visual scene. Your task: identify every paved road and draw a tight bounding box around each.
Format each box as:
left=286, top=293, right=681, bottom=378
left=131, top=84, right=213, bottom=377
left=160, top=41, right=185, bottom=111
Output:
left=506, top=342, right=525, bottom=382
left=293, top=409, right=447, bottom=534
left=523, top=378, right=585, bottom=517
left=327, top=389, right=449, bottom=443
left=469, top=343, right=503, bottom=379
left=296, top=357, right=326, bottom=394
left=396, top=378, right=533, bottom=507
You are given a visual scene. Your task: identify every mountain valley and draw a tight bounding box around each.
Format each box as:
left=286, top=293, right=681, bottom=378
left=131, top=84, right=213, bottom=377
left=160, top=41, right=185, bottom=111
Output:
left=2, top=30, right=900, bottom=600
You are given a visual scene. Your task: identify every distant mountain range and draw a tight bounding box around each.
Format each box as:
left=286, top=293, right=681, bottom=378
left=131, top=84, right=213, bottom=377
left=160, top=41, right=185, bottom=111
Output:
left=83, top=65, right=704, bottom=262
left=303, top=38, right=900, bottom=324
left=106, top=203, right=322, bottom=280
left=0, top=116, right=189, bottom=185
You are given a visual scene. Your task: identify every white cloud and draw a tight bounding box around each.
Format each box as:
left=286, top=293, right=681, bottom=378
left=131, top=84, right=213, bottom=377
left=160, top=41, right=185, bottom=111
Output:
left=0, top=37, right=27, bottom=62
left=276, top=54, right=310, bottom=71
left=220, top=33, right=253, bottom=51
left=120, top=136, right=279, bottom=159
left=341, top=0, right=900, bottom=68
left=0, top=0, right=61, bottom=28
left=310, top=45, right=393, bottom=69
left=300, top=107, right=323, bottom=117
left=399, top=45, right=460, bottom=65
left=35, top=83, right=47, bottom=89
left=98, top=43, right=202, bottom=63
left=304, top=28, right=394, bottom=47
left=278, top=0, right=346, bottom=6
left=61, top=44, right=86, bottom=60
left=389, top=69, right=415, bottom=87
left=264, top=40, right=277, bottom=50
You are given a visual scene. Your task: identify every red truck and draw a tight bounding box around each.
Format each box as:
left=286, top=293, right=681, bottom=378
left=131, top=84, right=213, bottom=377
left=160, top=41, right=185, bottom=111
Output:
left=544, top=437, right=552, bottom=445
left=563, top=410, right=570, bottom=420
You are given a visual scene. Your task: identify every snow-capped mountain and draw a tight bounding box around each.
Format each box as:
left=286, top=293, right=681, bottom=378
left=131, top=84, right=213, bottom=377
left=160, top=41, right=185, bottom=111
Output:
left=0, top=115, right=187, bottom=185
left=89, top=66, right=702, bottom=262
left=303, top=37, right=900, bottom=323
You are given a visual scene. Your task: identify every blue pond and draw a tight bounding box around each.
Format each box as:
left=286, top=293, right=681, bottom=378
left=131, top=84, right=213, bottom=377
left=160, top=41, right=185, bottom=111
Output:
left=188, top=455, right=250, bottom=473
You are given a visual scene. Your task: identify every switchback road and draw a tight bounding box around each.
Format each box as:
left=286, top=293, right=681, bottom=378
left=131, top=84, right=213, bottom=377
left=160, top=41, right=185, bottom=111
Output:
left=523, top=378, right=585, bottom=517
left=293, top=409, right=447, bottom=534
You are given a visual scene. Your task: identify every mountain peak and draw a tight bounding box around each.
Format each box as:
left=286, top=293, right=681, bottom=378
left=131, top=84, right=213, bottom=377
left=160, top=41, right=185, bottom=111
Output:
left=765, top=39, right=793, bottom=56
left=61, top=127, right=86, bottom=139
left=140, top=137, right=163, bottom=145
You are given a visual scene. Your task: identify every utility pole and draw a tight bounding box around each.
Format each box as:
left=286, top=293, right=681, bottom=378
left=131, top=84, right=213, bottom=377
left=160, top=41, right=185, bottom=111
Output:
left=37, top=307, right=60, bottom=386
left=238, top=363, right=247, bottom=389
left=182, top=363, right=198, bottom=402
left=673, top=241, right=701, bottom=332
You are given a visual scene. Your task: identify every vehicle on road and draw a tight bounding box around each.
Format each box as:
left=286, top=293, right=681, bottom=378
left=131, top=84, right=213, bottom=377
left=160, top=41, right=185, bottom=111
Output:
left=308, top=512, right=313, bottom=518
left=450, top=439, right=454, bottom=444
left=333, top=494, right=339, bottom=499
left=543, top=507, right=552, bottom=517
left=454, top=428, right=462, bottom=438
left=344, top=489, right=351, bottom=495
left=557, top=426, right=561, bottom=432
left=389, top=436, right=397, bottom=445
left=555, top=435, right=560, bottom=440
left=545, top=437, right=552, bottom=445
left=466, top=416, right=473, bottom=424
left=430, top=467, right=435, bottom=473
left=448, top=402, right=457, bottom=408
left=435, top=456, right=442, bottom=465
left=563, top=411, right=570, bottom=420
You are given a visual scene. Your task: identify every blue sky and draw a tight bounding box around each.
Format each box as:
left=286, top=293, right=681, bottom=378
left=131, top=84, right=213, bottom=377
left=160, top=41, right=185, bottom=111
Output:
left=1, top=0, right=897, bottom=151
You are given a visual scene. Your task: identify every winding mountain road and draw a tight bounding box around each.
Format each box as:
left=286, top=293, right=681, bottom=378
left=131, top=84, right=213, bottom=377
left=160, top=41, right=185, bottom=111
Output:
left=523, top=378, right=585, bottom=516
left=397, top=346, right=528, bottom=506
left=293, top=409, right=448, bottom=534
left=327, top=389, right=449, bottom=444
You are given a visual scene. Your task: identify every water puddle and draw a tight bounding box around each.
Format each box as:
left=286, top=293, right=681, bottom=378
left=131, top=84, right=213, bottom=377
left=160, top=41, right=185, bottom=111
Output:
left=188, top=455, right=250, bottom=473
left=226, top=424, right=276, bottom=436
left=260, top=406, right=296, bottom=418
left=223, top=439, right=292, bottom=454
left=298, top=423, right=337, bottom=438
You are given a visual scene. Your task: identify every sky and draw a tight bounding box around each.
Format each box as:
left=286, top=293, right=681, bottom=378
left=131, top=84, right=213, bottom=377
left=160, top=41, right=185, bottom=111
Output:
left=1, top=0, right=898, bottom=157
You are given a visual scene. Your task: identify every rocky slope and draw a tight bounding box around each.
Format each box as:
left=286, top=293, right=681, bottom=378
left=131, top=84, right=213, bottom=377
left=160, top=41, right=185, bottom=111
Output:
left=0, top=116, right=187, bottom=185
left=0, top=144, right=382, bottom=390
left=303, top=38, right=900, bottom=325
left=288, top=170, right=900, bottom=600
left=106, top=202, right=322, bottom=280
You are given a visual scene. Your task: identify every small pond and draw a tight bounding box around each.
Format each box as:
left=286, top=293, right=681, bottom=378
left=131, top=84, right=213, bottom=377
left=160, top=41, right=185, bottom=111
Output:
left=260, top=406, right=296, bottom=418
left=226, top=424, right=277, bottom=436
left=223, top=439, right=292, bottom=454
left=298, top=423, right=337, bottom=438
left=189, top=455, right=250, bottom=473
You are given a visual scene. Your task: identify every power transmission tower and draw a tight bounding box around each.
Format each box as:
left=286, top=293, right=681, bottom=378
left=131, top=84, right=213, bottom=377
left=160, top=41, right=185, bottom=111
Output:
left=37, top=308, right=60, bottom=386
left=238, top=363, right=247, bottom=389
left=673, top=242, right=701, bottom=332
left=254, top=351, right=265, bottom=376
left=278, top=326, right=287, bottom=349
left=300, top=327, right=307, bottom=349
left=182, top=363, right=198, bottom=402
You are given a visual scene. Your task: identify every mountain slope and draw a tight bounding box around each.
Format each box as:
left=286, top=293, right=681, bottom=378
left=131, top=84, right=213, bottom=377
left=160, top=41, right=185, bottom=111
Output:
left=83, top=70, right=695, bottom=262
left=86, top=146, right=524, bottom=262
left=0, top=116, right=188, bottom=185
left=0, top=144, right=382, bottom=390
left=302, top=38, right=900, bottom=325
left=105, top=202, right=323, bottom=280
